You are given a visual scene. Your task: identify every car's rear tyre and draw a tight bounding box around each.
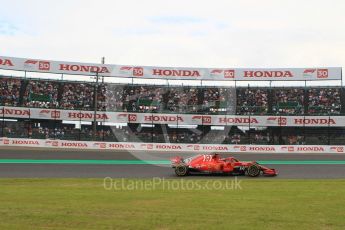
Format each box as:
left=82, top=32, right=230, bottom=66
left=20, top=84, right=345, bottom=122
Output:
left=247, top=164, right=261, bottom=177
left=175, top=164, right=189, bottom=176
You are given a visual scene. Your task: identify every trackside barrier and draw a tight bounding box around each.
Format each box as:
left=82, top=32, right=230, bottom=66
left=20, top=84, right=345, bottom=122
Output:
left=0, top=138, right=344, bottom=153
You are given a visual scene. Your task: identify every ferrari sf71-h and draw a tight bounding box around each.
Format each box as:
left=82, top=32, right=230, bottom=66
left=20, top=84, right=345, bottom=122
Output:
left=171, top=154, right=277, bottom=177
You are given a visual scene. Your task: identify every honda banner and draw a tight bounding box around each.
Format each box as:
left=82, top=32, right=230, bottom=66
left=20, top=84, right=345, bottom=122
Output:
left=0, top=56, right=342, bottom=81
left=1, top=106, right=345, bottom=127
left=0, top=138, right=344, bottom=153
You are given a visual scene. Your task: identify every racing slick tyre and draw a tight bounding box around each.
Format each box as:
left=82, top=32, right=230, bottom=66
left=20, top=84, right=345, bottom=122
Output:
left=246, top=164, right=261, bottom=177
left=175, top=164, right=189, bottom=176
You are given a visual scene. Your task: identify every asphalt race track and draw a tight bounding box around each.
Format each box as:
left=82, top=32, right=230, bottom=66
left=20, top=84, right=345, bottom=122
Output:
left=0, top=147, right=345, bottom=178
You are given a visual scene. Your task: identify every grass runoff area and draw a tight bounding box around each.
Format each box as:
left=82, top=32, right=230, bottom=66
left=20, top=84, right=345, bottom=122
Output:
left=0, top=179, right=345, bottom=229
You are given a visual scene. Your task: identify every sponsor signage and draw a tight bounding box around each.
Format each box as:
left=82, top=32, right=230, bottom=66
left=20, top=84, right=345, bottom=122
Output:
left=1, top=106, right=345, bottom=127
left=0, top=56, right=341, bottom=81
left=0, top=138, right=344, bottom=153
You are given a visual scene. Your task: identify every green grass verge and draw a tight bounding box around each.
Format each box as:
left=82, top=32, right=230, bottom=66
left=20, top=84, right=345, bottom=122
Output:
left=0, top=179, right=345, bottom=229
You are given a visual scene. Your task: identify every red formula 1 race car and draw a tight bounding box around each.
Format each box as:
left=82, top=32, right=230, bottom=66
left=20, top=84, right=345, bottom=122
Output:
left=171, top=153, right=277, bottom=177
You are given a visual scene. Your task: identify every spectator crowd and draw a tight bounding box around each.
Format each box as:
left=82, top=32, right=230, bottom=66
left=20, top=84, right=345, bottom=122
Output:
left=236, top=88, right=268, bottom=115
left=2, top=120, right=345, bottom=145
left=0, top=76, right=343, bottom=115
left=308, top=88, right=341, bottom=115
left=0, top=77, right=20, bottom=107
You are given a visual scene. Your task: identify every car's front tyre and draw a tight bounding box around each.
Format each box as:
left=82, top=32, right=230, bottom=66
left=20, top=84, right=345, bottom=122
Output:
left=246, top=164, right=261, bottom=177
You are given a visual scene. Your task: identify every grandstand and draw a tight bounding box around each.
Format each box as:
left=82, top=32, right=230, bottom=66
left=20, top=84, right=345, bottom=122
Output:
left=0, top=56, right=344, bottom=147
left=1, top=76, right=345, bottom=145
